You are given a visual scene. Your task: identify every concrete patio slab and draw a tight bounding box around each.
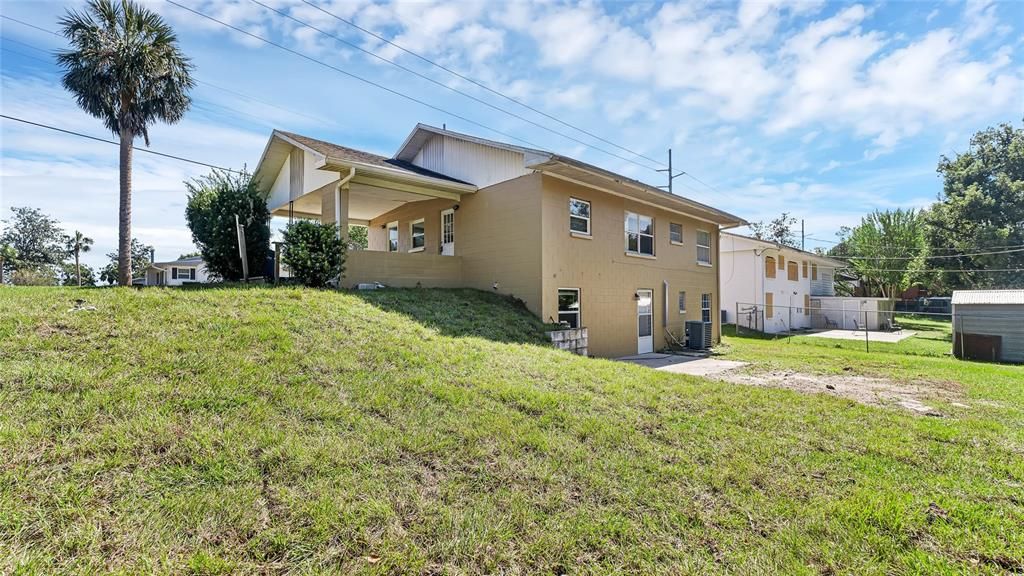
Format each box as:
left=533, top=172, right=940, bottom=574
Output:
left=619, top=353, right=748, bottom=376
left=805, top=330, right=917, bottom=343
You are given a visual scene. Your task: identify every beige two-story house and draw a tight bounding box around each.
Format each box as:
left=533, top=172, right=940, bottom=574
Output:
left=253, top=124, right=745, bottom=358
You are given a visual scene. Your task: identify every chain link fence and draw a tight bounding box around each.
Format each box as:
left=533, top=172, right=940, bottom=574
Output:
left=732, top=300, right=1017, bottom=362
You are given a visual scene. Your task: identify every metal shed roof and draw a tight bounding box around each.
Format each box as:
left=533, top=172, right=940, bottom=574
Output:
left=951, top=290, right=1024, bottom=305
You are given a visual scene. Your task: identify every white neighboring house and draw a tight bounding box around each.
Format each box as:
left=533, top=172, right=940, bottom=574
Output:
left=140, top=256, right=210, bottom=286
left=720, top=233, right=872, bottom=333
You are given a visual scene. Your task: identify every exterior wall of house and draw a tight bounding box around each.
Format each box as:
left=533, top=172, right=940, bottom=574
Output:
left=720, top=235, right=846, bottom=334
left=953, top=303, right=1024, bottom=363
left=362, top=175, right=544, bottom=309
left=146, top=263, right=209, bottom=286
left=412, top=134, right=532, bottom=188
left=346, top=251, right=463, bottom=288
left=268, top=157, right=290, bottom=211
left=537, top=175, right=720, bottom=358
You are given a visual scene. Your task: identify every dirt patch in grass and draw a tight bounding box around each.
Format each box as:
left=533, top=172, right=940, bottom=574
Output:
left=716, top=370, right=963, bottom=415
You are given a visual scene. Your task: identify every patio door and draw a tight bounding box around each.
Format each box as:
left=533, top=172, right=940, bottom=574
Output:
left=637, top=289, right=654, bottom=354
left=440, top=209, right=455, bottom=256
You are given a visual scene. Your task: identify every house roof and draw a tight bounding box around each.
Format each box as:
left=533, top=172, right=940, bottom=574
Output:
left=952, top=290, right=1024, bottom=305
left=394, top=123, right=546, bottom=162
left=278, top=131, right=470, bottom=184
left=151, top=256, right=204, bottom=268
left=721, top=232, right=847, bottom=267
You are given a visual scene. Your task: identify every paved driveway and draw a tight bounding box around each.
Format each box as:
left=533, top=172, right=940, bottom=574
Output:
left=618, top=353, right=747, bottom=376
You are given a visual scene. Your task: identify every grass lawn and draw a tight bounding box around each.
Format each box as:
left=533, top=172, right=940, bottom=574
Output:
left=1, top=286, right=1022, bottom=574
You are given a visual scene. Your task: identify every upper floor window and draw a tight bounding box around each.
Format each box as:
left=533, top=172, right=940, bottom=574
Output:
left=569, top=198, right=591, bottom=235
left=387, top=221, right=399, bottom=252
left=696, top=230, right=711, bottom=264
left=670, top=223, right=683, bottom=245
left=765, top=256, right=777, bottom=278
left=625, top=212, right=654, bottom=256
left=811, top=263, right=818, bottom=280
left=410, top=219, right=425, bottom=252
left=787, top=261, right=798, bottom=281
left=802, top=260, right=808, bottom=278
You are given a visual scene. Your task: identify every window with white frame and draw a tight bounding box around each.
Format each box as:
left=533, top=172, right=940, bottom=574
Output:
left=701, top=293, right=711, bottom=323
left=696, top=230, right=712, bottom=265
left=569, top=198, right=590, bottom=235
left=558, top=288, right=581, bottom=328
left=386, top=222, right=399, bottom=252
left=678, top=291, right=686, bottom=314
left=625, top=212, right=654, bottom=256
left=670, top=223, right=683, bottom=244
left=409, top=219, right=425, bottom=251
left=172, top=267, right=195, bottom=280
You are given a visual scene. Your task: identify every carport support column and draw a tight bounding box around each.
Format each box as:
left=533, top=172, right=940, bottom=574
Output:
left=335, top=167, right=354, bottom=245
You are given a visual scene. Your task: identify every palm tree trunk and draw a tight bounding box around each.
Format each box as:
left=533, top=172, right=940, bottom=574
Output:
left=118, top=128, right=133, bottom=286
left=75, top=247, right=81, bottom=287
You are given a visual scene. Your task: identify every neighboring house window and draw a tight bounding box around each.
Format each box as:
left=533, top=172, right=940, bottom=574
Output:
left=625, top=212, right=654, bottom=256
left=811, top=263, right=818, bottom=280
left=765, top=292, right=774, bottom=318
left=678, top=291, right=686, bottom=314
left=787, top=261, right=798, bottom=281
left=765, top=256, right=777, bottom=278
left=802, top=260, right=808, bottom=278
left=701, top=293, right=711, bottom=323
left=804, top=294, right=811, bottom=316
left=558, top=288, right=581, bottom=328
left=410, top=219, right=425, bottom=252
left=387, top=221, right=399, bottom=252
left=670, top=223, right=683, bottom=244
left=172, top=267, right=196, bottom=280
left=696, top=230, right=711, bottom=264
left=569, top=198, right=591, bottom=235
left=778, top=254, right=785, bottom=269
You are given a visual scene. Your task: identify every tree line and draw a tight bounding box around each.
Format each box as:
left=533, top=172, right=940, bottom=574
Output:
left=749, top=120, right=1023, bottom=297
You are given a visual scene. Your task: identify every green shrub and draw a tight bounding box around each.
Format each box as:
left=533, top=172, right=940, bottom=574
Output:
left=282, top=220, right=346, bottom=287
left=185, top=169, right=270, bottom=281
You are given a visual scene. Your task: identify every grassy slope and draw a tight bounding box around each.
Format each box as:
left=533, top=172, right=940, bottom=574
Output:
left=0, top=287, right=1021, bottom=575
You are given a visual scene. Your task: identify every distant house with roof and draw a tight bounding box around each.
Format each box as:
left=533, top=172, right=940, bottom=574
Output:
left=952, top=289, right=1024, bottom=363
left=139, top=256, right=210, bottom=286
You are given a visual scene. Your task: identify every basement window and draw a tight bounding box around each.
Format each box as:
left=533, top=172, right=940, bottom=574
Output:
left=678, top=291, right=686, bottom=314
left=410, top=219, right=425, bottom=252
left=569, top=198, right=591, bottom=235
left=558, top=288, right=581, bottom=328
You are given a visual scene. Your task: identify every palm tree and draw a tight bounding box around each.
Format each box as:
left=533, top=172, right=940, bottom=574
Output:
left=65, top=231, right=94, bottom=287
left=57, top=0, right=194, bottom=286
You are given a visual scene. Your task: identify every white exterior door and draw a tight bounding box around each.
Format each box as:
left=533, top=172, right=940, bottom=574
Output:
left=440, top=209, right=455, bottom=256
left=637, top=289, right=654, bottom=354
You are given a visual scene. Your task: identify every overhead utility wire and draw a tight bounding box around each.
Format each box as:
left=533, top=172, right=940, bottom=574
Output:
left=806, top=235, right=1024, bottom=252
left=827, top=248, right=1024, bottom=260
left=0, top=21, right=327, bottom=126
left=0, top=114, right=243, bottom=173
left=164, top=0, right=564, bottom=154
left=250, top=0, right=663, bottom=173
left=299, top=0, right=668, bottom=169
left=302, top=0, right=725, bottom=197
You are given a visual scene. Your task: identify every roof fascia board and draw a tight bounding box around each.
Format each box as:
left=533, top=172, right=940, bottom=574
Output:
left=321, top=155, right=477, bottom=193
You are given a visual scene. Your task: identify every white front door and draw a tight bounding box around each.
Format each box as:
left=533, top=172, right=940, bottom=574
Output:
left=637, top=289, right=654, bottom=354
left=440, top=209, right=455, bottom=256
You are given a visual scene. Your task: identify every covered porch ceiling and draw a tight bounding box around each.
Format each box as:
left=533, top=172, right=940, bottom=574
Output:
left=270, top=177, right=462, bottom=224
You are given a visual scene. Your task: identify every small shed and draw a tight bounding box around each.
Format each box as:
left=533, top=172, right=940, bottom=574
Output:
left=951, top=290, right=1024, bottom=363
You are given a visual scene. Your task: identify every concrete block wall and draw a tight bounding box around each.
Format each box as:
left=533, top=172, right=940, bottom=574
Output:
left=547, top=327, right=588, bottom=356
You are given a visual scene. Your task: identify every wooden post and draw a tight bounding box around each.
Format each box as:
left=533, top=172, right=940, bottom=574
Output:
left=864, top=310, right=869, bottom=353
left=273, top=241, right=282, bottom=284
left=235, top=214, right=248, bottom=282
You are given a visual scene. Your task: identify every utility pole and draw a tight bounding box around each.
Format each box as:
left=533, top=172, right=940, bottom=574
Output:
left=801, top=220, right=805, bottom=251
left=656, top=149, right=686, bottom=195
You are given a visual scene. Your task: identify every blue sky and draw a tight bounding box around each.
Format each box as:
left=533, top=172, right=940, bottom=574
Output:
left=1, top=0, right=1022, bottom=271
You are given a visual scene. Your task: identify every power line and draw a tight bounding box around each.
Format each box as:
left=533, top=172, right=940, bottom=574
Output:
left=250, top=0, right=664, bottom=173
left=304, top=0, right=727, bottom=197
left=828, top=248, right=1024, bottom=261
left=0, top=22, right=327, bottom=126
left=299, top=0, right=671, bottom=170
left=836, top=268, right=1023, bottom=273
left=806, top=235, right=1024, bottom=252
left=0, top=114, right=243, bottom=173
